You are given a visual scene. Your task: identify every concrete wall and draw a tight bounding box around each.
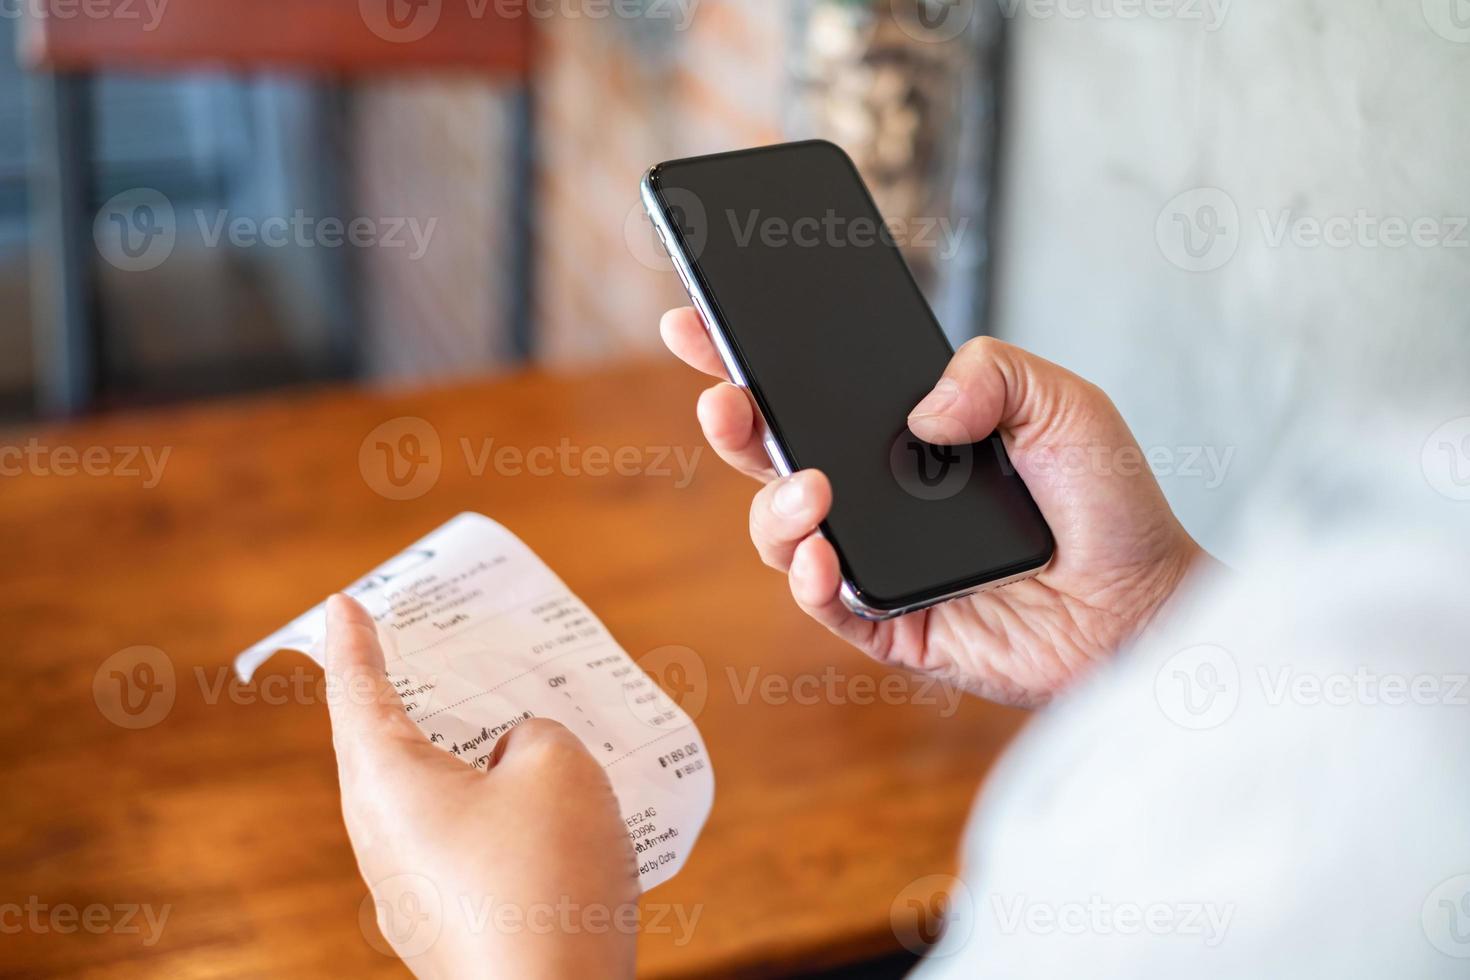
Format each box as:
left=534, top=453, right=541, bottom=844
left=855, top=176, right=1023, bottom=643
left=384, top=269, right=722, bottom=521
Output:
left=990, top=0, right=1470, bottom=554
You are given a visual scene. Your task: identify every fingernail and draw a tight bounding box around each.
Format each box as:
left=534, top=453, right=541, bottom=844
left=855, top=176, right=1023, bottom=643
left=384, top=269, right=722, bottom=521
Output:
left=773, top=476, right=809, bottom=518
left=910, top=379, right=960, bottom=419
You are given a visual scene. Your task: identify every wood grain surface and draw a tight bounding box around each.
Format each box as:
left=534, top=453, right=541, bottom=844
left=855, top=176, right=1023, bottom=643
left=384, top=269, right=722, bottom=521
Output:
left=0, top=360, right=1029, bottom=977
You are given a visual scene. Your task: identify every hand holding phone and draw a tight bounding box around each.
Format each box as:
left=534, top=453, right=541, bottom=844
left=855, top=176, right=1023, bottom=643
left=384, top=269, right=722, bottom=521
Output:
left=648, top=141, right=1208, bottom=705
left=662, top=308, right=1208, bottom=706
left=646, top=142, right=1057, bottom=617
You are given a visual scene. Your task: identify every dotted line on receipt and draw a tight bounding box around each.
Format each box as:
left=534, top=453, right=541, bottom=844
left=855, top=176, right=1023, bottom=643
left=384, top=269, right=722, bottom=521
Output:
left=603, top=725, right=695, bottom=769
left=413, top=638, right=614, bottom=722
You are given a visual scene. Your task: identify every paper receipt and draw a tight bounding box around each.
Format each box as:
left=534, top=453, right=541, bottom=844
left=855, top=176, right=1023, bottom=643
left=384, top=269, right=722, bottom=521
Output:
left=234, top=512, right=714, bottom=891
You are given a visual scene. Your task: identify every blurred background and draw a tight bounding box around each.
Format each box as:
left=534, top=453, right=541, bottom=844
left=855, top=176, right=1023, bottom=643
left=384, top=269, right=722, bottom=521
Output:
left=4, top=0, right=1005, bottom=406
left=6, top=0, right=1470, bottom=544
left=7, top=0, right=1468, bottom=559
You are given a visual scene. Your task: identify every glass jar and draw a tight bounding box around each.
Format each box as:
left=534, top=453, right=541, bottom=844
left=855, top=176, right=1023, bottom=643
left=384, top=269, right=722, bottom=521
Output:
left=788, top=0, right=1003, bottom=344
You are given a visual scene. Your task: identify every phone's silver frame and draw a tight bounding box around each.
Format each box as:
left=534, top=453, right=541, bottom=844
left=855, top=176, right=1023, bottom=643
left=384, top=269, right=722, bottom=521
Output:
left=641, top=165, right=1046, bottom=622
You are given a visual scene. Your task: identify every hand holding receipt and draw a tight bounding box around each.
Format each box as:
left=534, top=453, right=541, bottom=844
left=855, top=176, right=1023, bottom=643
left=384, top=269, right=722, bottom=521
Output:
left=234, top=514, right=713, bottom=977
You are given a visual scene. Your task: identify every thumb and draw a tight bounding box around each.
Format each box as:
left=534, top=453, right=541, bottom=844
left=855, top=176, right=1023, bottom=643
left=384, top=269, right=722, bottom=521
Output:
left=487, top=716, right=599, bottom=772
left=324, top=593, right=427, bottom=773
left=908, top=336, right=1104, bottom=447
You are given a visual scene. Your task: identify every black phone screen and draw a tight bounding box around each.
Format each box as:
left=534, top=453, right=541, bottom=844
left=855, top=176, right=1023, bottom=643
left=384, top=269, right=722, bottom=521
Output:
left=650, top=141, right=1053, bottom=611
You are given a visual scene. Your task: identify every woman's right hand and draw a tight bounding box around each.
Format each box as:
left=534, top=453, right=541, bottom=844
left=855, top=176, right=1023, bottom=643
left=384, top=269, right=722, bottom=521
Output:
left=661, top=308, right=1212, bottom=708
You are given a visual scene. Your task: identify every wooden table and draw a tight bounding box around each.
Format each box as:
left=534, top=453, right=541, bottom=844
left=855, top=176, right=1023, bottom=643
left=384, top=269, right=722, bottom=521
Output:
left=0, top=360, right=1029, bottom=977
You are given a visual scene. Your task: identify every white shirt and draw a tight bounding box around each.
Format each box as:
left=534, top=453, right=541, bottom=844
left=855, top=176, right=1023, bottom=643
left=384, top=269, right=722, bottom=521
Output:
left=914, top=416, right=1470, bottom=977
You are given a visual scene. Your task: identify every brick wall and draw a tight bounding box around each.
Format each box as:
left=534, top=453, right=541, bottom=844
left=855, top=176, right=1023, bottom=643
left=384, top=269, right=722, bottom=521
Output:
left=353, top=5, right=792, bottom=379
left=532, top=3, right=788, bottom=366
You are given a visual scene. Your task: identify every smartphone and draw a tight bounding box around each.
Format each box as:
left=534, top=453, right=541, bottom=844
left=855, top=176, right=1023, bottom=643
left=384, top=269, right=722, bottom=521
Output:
left=642, top=140, right=1053, bottom=620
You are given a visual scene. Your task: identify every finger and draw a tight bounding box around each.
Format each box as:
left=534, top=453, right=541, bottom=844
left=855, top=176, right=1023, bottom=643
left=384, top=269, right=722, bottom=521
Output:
left=908, top=336, right=1096, bottom=446
left=788, top=534, right=878, bottom=649
left=749, top=470, right=832, bottom=571
left=660, top=307, right=727, bottom=379
left=904, top=337, right=1172, bottom=561
left=697, top=383, right=777, bottom=482
left=487, top=719, right=621, bottom=812
left=489, top=717, right=597, bottom=772
left=324, top=594, right=427, bottom=771
left=483, top=719, right=637, bottom=897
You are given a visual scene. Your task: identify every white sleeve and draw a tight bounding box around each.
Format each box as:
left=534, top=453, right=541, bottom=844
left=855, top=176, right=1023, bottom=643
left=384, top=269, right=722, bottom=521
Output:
left=912, top=517, right=1470, bottom=979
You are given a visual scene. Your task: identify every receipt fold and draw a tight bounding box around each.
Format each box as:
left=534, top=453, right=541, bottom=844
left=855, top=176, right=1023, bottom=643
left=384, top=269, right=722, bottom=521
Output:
left=234, top=512, right=714, bottom=891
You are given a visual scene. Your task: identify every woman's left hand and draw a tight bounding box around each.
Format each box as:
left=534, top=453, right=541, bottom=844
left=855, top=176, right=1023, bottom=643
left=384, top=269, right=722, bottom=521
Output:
left=324, top=594, right=638, bottom=980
